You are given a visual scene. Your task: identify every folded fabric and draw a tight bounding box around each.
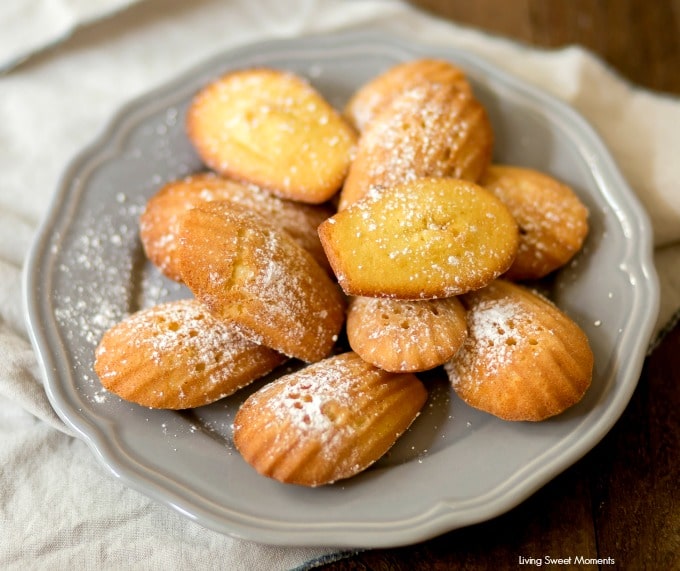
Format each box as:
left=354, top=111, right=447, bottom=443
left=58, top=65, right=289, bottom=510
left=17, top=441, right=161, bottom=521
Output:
left=1, top=0, right=678, bottom=569
left=0, top=0, right=144, bottom=72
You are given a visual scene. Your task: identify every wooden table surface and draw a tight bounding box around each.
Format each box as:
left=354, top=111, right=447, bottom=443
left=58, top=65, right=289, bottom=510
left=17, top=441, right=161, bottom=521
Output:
left=319, top=1, right=680, bottom=569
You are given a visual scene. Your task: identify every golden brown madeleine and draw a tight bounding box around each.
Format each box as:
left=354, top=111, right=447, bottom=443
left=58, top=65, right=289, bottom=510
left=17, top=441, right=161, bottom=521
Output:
left=344, top=58, right=472, bottom=132
left=94, top=299, right=286, bottom=409
left=338, top=81, right=493, bottom=210
left=481, top=165, right=589, bottom=280
left=444, top=280, right=593, bottom=421
left=319, top=177, right=519, bottom=299
left=139, top=172, right=333, bottom=281
left=233, top=352, right=428, bottom=486
left=346, top=296, right=468, bottom=373
left=186, top=68, right=357, bottom=204
left=177, top=201, right=346, bottom=363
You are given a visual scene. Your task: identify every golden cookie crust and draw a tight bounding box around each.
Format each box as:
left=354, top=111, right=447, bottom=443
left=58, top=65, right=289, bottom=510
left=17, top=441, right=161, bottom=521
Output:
left=338, top=81, right=493, bottom=210
left=344, top=58, right=472, bottom=132
left=186, top=68, right=357, bottom=204
left=346, top=296, right=468, bottom=373
left=233, top=352, right=427, bottom=486
left=444, top=280, right=593, bottom=421
left=94, top=299, right=286, bottom=409
left=177, top=201, right=346, bottom=363
left=320, top=177, right=519, bottom=299
left=139, top=172, right=333, bottom=281
left=481, top=165, right=589, bottom=280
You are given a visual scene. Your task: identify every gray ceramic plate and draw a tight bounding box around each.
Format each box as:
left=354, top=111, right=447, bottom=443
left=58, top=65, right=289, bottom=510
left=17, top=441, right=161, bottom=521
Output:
left=24, top=31, right=659, bottom=548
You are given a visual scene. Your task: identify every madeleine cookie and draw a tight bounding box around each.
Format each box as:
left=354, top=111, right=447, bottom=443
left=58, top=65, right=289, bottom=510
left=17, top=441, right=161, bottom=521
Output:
left=139, top=172, right=333, bottom=281
left=444, top=280, right=593, bottom=421
left=480, top=165, right=589, bottom=280
left=186, top=68, right=357, bottom=204
left=178, top=201, right=345, bottom=363
left=233, top=352, right=427, bottom=486
left=344, top=58, right=472, bottom=132
left=94, top=299, right=286, bottom=409
left=338, top=81, right=493, bottom=209
left=319, top=177, right=519, bottom=299
left=346, top=296, right=468, bottom=373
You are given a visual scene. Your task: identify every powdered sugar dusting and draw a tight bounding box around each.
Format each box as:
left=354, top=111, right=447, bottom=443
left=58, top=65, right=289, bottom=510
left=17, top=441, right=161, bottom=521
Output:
left=446, top=295, right=545, bottom=387
left=109, top=301, right=251, bottom=376
left=331, top=178, right=518, bottom=298
left=140, top=173, right=331, bottom=279
left=226, top=225, right=315, bottom=343
left=95, top=298, right=285, bottom=408
left=346, top=82, right=488, bottom=205
left=187, top=204, right=343, bottom=361
left=189, top=69, right=355, bottom=199
left=49, top=191, right=190, bottom=406
left=348, top=296, right=467, bottom=371
left=345, top=59, right=472, bottom=133
left=482, top=166, right=589, bottom=280
left=246, top=356, right=361, bottom=457
left=54, top=202, right=143, bottom=348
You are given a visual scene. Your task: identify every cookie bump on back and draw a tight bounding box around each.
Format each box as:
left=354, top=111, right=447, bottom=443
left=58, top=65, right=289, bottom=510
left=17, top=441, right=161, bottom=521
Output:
left=178, top=201, right=346, bottom=363
left=339, top=80, right=493, bottom=210
left=319, top=177, right=519, bottom=299
left=186, top=68, right=357, bottom=204
left=481, top=165, right=589, bottom=280
left=344, top=58, right=472, bottom=132
left=139, top=172, right=334, bottom=281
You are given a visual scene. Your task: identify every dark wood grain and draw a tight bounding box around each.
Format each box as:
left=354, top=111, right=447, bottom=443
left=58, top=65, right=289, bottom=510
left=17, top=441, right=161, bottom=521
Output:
left=318, top=1, right=680, bottom=569
left=411, top=0, right=680, bottom=95
left=590, top=322, right=680, bottom=569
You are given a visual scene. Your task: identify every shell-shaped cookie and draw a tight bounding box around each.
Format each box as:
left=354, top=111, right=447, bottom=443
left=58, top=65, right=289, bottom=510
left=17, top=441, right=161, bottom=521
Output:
left=139, top=172, right=333, bottom=281
left=444, top=280, right=593, bottom=421
left=338, top=81, right=493, bottom=210
left=186, top=68, right=357, bottom=204
left=94, top=299, right=286, bottom=409
left=344, top=58, right=472, bottom=132
left=346, top=296, right=468, bottom=373
left=177, top=201, right=346, bottom=363
left=319, top=177, right=519, bottom=299
left=233, top=352, right=428, bottom=486
left=481, top=165, right=589, bottom=280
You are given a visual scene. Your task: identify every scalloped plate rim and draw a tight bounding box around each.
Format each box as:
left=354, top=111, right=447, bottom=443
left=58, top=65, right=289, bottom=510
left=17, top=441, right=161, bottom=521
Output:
left=23, top=30, right=659, bottom=548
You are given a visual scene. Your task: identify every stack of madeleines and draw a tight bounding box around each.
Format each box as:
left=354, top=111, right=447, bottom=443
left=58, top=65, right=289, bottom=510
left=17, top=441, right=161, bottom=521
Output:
left=94, top=60, right=593, bottom=487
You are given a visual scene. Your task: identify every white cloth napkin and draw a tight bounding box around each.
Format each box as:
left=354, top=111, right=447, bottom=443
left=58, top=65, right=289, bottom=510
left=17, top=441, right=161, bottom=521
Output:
left=1, top=0, right=679, bottom=568
left=0, top=0, right=144, bottom=72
